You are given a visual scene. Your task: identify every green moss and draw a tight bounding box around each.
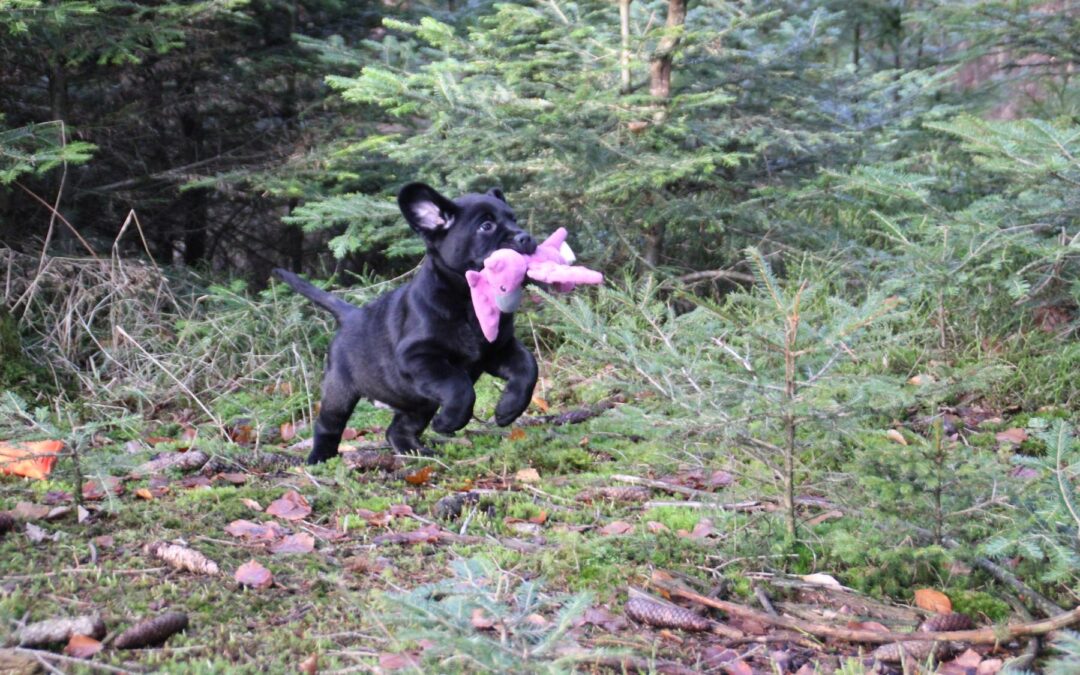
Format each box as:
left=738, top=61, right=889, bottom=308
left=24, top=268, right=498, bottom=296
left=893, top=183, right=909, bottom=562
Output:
left=949, top=590, right=1011, bottom=622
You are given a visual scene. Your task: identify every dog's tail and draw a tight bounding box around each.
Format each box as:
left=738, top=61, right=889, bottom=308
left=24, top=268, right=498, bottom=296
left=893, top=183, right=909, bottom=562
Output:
left=272, top=268, right=356, bottom=322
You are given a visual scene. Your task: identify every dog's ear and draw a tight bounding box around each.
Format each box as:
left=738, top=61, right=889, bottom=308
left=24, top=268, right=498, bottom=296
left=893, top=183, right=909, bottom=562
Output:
left=486, top=187, right=507, bottom=203
left=398, top=183, right=458, bottom=234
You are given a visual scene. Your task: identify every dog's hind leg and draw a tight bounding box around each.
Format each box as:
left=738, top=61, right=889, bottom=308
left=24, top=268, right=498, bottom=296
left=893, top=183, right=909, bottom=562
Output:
left=308, top=371, right=360, bottom=465
left=386, top=406, right=437, bottom=456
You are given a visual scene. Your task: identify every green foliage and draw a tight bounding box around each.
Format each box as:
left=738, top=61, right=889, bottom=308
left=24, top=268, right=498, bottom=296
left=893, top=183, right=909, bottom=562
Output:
left=1043, top=631, right=1080, bottom=675
left=378, top=557, right=594, bottom=672
left=983, top=422, right=1080, bottom=585
left=0, top=121, right=96, bottom=184
left=294, top=0, right=942, bottom=269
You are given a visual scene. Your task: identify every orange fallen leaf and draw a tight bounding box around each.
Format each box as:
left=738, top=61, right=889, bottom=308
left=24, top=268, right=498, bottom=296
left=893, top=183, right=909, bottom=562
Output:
left=280, top=422, right=296, bottom=442
left=0, top=440, right=62, bottom=480
left=913, top=588, right=952, bottom=613
left=65, top=633, right=104, bottom=658
left=135, top=488, right=155, bottom=501
left=646, top=521, right=670, bottom=533
left=528, top=510, right=548, bottom=525
left=531, top=396, right=549, bottom=413
left=508, top=427, right=527, bottom=442
left=404, top=465, right=433, bottom=486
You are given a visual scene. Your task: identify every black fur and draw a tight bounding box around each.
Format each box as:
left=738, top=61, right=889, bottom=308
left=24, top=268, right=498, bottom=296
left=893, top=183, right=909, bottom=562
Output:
left=274, top=183, right=539, bottom=464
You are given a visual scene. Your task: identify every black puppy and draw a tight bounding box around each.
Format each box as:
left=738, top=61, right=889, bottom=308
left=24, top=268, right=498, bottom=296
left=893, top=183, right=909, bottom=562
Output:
left=273, top=183, right=539, bottom=465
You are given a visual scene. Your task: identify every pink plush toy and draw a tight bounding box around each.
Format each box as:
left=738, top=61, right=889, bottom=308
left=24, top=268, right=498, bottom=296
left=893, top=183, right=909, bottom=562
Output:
left=465, top=229, right=603, bottom=342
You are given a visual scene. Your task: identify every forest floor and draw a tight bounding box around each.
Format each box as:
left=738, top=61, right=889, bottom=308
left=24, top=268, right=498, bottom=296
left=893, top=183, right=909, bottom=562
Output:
left=0, top=375, right=1063, bottom=674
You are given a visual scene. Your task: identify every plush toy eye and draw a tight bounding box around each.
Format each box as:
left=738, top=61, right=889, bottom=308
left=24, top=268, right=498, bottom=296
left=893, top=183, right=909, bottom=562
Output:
left=479, top=221, right=495, bottom=232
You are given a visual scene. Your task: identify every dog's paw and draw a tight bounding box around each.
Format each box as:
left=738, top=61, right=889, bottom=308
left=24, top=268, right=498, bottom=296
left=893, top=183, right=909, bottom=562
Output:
left=431, top=411, right=468, bottom=434
left=495, top=399, right=528, bottom=427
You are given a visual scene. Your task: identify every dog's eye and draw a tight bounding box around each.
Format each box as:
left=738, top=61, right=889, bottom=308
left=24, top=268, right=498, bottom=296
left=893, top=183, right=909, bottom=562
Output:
left=479, top=221, right=495, bottom=232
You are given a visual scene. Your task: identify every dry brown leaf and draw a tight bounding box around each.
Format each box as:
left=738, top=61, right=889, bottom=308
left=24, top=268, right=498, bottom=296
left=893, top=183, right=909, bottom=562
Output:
left=530, top=396, right=549, bottom=413
left=225, top=519, right=288, bottom=541
left=646, top=521, right=670, bottom=533
left=913, top=587, right=952, bottom=613
left=298, top=653, right=318, bottom=675
left=515, top=467, right=540, bottom=483
left=995, top=428, right=1028, bottom=444
left=12, top=501, right=51, bottom=521
left=147, top=541, right=220, bottom=576
left=598, top=520, right=633, bottom=536
left=908, top=374, right=935, bottom=386
left=388, top=503, right=413, bottom=517
left=266, top=490, right=312, bottom=521
left=270, top=533, right=315, bottom=555
left=82, top=476, right=124, bottom=501
left=241, top=498, right=263, bottom=512
left=687, top=518, right=713, bottom=539
left=235, top=560, right=273, bottom=589
left=113, top=612, right=189, bottom=649
left=379, top=652, right=421, bottom=671
left=508, top=427, right=527, bottom=442
left=135, top=488, right=155, bottom=501
left=886, top=429, right=908, bottom=445
left=216, top=472, right=247, bottom=485
left=470, top=608, right=495, bottom=629
left=64, top=633, right=103, bottom=658
left=528, top=510, right=548, bottom=525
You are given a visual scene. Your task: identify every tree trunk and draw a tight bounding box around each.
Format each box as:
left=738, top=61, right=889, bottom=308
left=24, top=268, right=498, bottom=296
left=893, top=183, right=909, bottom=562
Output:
left=619, top=0, right=632, bottom=93
left=649, top=0, right=687, bottom=99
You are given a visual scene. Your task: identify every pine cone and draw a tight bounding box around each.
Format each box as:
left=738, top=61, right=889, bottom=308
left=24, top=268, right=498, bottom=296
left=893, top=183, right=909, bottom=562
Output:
left=624, top=597, right=712, bottom=632
left=17, top=615, right=106, bottom=646
left=147, top=541, right=220, bottom=576
left=131, top=450, right=208, bottom=477
left=577, top=486, right=652, bottom=503
left=0, top=512, right=14, bottom=538
left=871, top=640, right=945, bottom=663
left=113, top=612, right=189, bottom=649
left=344, top=450, right=403, bottom=472
left=919, top=612, right=973, bottom=632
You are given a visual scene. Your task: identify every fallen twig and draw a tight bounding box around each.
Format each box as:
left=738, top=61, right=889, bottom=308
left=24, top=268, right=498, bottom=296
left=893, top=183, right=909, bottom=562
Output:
left=652, top=575, right=1080, bottom=644
left=12, top=647, right=140, bottom=674
left=0, top=567, right=167, bottom=582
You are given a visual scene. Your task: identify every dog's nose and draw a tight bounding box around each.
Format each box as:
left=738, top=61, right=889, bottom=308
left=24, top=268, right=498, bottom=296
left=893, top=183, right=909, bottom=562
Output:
left=513, top=232, right=537, bottom=255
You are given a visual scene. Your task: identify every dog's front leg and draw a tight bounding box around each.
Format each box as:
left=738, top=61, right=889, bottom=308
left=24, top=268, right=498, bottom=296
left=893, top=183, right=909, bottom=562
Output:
left=398, top=347, right=476, bottom=434
left=484, top=338, right=539, bottom=426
